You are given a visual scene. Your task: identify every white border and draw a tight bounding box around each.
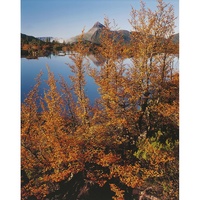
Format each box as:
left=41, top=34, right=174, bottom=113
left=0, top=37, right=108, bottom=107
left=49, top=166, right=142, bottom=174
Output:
left=1, top=0, right=20, bottom=199
left=1, top=0, right=199, bottom=199
left=180, top=0, right=200, bottom=199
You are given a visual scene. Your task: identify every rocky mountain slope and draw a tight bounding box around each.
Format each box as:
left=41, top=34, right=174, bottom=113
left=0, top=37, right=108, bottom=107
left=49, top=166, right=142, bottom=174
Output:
left=65, top=22, right=131, bottom=44
left=65, top=21, right=178, bottom=45
left=22, top=22, right=179, bottom=46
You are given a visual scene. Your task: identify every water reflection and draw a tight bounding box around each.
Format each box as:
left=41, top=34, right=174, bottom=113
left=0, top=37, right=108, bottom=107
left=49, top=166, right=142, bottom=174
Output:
left=21, top=52, right=101, bottom=104
left=21, top=52, right=179, bottom=104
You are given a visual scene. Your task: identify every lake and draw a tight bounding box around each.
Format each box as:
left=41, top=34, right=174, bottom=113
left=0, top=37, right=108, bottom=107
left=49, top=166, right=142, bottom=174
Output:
left=21, top=53, right=100, bottom=104
left=21, top=53, right=179, bottom=105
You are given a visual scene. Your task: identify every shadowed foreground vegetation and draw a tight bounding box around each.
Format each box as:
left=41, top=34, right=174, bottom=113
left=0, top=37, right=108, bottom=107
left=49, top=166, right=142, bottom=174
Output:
left=21, top=1, right=179, bottom=199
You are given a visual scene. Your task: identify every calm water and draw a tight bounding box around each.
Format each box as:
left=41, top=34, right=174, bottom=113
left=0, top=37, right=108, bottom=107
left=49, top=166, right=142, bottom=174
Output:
left=21, top=54, right=179, bottom=104
left=21, top=53, right=100, bottom=104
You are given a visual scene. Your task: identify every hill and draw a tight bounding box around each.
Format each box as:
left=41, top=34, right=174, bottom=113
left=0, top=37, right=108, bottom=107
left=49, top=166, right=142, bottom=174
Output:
left=65, top=21, right=178, bottom=46
left=21, top=33, right=44, bottom=44
left=65, top=22, right=131, bottom=45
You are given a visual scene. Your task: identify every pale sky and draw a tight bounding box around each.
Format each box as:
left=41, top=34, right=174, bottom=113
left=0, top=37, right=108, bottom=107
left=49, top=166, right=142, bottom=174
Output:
left=21, top=0, right=179, bottom=39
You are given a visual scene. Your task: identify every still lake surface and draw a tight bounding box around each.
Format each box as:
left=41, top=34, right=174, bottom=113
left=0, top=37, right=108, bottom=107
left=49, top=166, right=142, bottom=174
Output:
left=21, top=53, right=100, bottom=104
left=21, top=53, right=179, bottom=104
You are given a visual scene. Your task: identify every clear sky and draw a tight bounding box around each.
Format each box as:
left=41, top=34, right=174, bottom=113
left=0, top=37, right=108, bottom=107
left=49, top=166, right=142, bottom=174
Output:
left=21, top=0, right=179, bottom=39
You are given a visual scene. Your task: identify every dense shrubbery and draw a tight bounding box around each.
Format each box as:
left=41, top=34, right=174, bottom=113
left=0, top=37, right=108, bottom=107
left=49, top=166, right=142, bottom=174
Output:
left=21, top=1, right=179, bottom=199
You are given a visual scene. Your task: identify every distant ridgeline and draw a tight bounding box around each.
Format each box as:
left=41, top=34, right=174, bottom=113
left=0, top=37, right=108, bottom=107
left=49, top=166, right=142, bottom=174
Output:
left=21, top=34, right=64, bottom=44
left=65, top=21, right=179, bottom=46
left=21, top=22, right=179, bottom=58
left=21, top=33, right=44, bottom=43
left=21, top=34, right=69, bottom=58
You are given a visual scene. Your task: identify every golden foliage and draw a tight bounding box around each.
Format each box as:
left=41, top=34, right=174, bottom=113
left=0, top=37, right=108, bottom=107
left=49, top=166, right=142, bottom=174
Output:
left=110, top=184, right=125, bottom=200
left=21, top=1, right=179, bottom=199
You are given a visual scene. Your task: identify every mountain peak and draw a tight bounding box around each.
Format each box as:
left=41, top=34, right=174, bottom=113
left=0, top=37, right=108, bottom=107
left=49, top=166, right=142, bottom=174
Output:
left=92, top=21, right=105, bottom=29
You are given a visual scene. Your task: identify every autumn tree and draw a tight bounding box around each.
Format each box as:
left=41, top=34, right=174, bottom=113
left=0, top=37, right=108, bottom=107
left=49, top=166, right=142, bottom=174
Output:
left=21, top=0, right=179, bottom=199
left=89, top=0, right=179, bottom=199
left=119, top=0, right=179, bottom=198
left=21, top=67, right=85, bottom=199
left=68, top=31, right=91, bottom=127
left=88, top=18, right=133, bottom=157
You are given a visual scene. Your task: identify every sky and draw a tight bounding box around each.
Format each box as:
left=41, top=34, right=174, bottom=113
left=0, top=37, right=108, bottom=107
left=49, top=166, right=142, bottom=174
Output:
left=21, top=0, right=179, bottom=39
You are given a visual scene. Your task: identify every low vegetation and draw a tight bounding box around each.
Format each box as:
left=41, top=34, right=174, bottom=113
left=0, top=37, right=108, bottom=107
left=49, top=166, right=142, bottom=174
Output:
left=21, top=1, right=179, bottom=199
